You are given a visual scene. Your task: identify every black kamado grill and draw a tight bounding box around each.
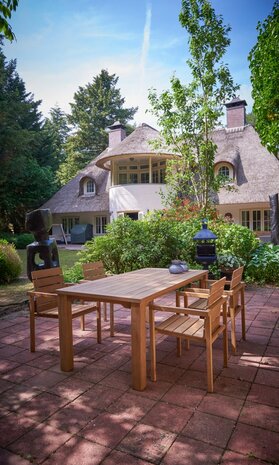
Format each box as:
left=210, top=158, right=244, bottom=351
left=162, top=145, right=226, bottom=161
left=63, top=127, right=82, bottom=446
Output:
left=193, top=220, right=217, bottom=270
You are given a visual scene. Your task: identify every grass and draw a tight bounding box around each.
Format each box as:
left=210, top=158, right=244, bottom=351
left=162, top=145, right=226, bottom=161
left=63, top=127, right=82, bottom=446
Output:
left=1, top=248, right=80, bottom=306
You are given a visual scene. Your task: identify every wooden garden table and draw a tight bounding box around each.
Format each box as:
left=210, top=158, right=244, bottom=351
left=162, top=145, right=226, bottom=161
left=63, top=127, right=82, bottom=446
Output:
left=57, top=267, right=208, bottom=391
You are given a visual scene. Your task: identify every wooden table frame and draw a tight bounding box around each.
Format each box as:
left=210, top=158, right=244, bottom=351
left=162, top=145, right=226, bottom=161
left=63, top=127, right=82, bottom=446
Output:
left=57, top=268, right=208, bottom=391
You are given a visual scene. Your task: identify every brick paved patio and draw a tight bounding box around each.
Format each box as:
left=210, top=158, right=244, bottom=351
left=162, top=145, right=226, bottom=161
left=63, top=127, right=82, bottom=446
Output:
left=0, top=286, right=278, bottom=464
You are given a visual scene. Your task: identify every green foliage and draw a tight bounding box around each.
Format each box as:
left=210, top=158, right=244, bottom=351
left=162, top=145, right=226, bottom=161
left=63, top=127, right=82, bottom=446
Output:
left=245, top=243, right=279, bottom=285
left=210, top=222, right=259, bottom=264
left=0, top=0, right=18, bottom=41
left=248, top=0, right=279, bottom=156
left=0, top=232, right=34, bottom=248
left=58, top=70, right=137, bottom=184
left=0, top=47, right=58, bottom=231
left=148, top=0, right=238, bottom=214
left=77, top=214, right=258, bottom=277
left=217, top=253, right=244, bottom=270
left=63, top=263, right=83, bottom=283
left=0, top=239, right=22, bottom=283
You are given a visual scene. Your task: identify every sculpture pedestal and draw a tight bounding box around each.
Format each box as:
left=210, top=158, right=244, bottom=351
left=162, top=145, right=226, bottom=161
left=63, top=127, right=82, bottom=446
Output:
left=27, top=239, right=60, bottom=281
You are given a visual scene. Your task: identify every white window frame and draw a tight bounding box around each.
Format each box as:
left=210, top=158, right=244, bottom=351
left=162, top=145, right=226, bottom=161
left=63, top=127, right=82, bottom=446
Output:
left=241, top=209, right=271, bottom=232
left=95, top=216, right=107, bottom=235
left=84, top=179, right=95, bottom=195
left=215, top=162, right=234, bottom=180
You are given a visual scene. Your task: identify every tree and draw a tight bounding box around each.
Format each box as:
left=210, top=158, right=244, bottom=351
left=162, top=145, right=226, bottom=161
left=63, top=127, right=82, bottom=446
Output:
left=42, top=105, right=70, bottom=177
left=0, top=0, right=18, bottom=41
left=248, top=0, right=279, bottom=157
left=58, top=69, right=137, bottom=183
left=246, top=112, right=256, bottom=127
left=0, top=46, right=57, bottom=231
left=149, top=0, right=238, bottom=213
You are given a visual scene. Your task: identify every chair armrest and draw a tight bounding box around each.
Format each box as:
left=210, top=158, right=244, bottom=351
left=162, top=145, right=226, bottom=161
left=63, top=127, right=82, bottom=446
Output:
left=177, top=288, right=210, bottom=298
left=28, top=291, right=58, bottom=299
left=150, top=303, right=209, bottom=318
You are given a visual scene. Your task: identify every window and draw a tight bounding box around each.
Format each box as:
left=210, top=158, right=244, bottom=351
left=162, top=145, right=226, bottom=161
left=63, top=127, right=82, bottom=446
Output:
left=129, top=173, right=138, bottom=184
left=119, top=173, right=128, bottom=184
left=241, top=209, right=271, bottom=232
left=241, top=211, right=250, bottom=228
left=141, top=172, right=149, bottom=183
left=115, top=159, right=166, bottom=185
left=253, top=210, right=261, bottom=231
left=218, top=166, right=230, bottom=178
left=62, top=217, right=79, bottom=234
left=264, top=210, right=271, bottom=231
left=83, top=179, right=95, bottom=195
left=96, top=216, right=107, bottom=235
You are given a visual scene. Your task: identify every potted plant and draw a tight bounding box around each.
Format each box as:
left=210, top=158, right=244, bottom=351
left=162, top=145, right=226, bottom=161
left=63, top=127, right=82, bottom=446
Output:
left=217, top=253, right=244, bottom=280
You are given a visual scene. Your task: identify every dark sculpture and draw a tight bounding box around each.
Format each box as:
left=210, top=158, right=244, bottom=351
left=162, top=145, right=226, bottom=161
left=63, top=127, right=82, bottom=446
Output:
left=25, top=208, right=60, bottom=281
left=270, top=194, right=279, bottom=245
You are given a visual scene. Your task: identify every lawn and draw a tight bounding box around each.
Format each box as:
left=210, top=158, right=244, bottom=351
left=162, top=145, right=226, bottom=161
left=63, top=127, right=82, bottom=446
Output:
left=0, top=249, right=80, bottom=306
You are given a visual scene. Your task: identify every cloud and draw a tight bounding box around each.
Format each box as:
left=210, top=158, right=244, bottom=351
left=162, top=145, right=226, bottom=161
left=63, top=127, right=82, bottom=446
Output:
left=140, top=4, right=152, bottom=97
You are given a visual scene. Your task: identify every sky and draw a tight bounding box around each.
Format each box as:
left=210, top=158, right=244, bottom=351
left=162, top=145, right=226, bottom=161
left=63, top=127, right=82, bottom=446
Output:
left=3, top=0, right=275, bottom=128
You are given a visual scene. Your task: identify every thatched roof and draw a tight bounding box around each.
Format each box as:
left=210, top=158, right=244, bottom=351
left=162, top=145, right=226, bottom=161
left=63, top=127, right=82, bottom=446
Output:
left=96, top=123, right=171, bottom=169
left=213, top=125, right=279, bottom=204
left=42, top=151, right=109, bottom=214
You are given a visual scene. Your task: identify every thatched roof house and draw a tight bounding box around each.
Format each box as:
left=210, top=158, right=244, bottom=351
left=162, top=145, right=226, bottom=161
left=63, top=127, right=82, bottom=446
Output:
left=43, top=98, right=279, bottom=242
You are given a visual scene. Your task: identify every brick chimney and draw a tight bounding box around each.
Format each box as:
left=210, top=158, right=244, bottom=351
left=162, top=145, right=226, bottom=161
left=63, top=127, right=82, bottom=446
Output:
left=225, top=97, right=247, bottom=128
left=108, top=121, right=126, bottom=148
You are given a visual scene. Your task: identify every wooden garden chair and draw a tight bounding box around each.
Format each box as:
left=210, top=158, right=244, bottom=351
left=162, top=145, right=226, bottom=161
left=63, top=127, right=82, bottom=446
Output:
left=28, top=267, right=101, bottom=352
left=82, top=261, right=114, bottom=337
left=177, top=266, right=245, bottom=354
left=149, top=277, right=228, bottom=393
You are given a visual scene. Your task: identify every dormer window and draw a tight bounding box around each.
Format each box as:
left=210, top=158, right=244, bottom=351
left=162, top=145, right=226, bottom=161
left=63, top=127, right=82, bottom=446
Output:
left=82, top=178, right=96, bottom=196
left=215, top=162, right=234, bottom=181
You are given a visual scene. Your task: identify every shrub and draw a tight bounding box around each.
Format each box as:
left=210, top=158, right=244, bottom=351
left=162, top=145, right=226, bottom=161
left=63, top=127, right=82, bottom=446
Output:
left=0, top=232, right=34, bottom=249
left=63, top=263, right=83, bottom=283
left=245, top=243, right=279, bottom=285
left=0, top=240, right=22, bottom=284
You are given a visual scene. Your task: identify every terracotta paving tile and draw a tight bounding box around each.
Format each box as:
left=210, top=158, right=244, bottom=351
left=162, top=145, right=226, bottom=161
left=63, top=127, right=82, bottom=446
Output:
left=47, top=376, right=93, bottom=400
left=23, top=369, right=67, bottom=389
left=198, top=393, right=244, bottom=420
left=99, top=369, right=132, bottom=391
left=26, top=353, right=60, bottom=369
left=141, top=401, right=192, bottom=433
left=72, top=364, right=112, bottom=383
left=17, top=391, right=67, bottom=422
left=182, top=411, right=235, bottom=448
left=2, top=364, right=42, bottom=383
left=118, top=423, right=176, bottom=464
left=107, top=392, right=156, bottom=421
left=42, top=436, right=111, bottom=465
left=239, top=400, right=279, bottom=432
left=46, top=402, right=100, bottom=433
left=151, top=362, right=185, bottom=383
left=213, top=376, right=251, bottom=399
left=176, top=369, right=209, bottom=389
left=219, top=364, right=258, bottom=383
left=228, top=423, right=279, bottom=463
left=0, top=359, right=20, bottom=374
left=101, top=449, right=154, bottom=465
left=72, top=383, right=124, bottom=411
left=0, top=385, right=41, bottom=411
left=221, top=450, right=268, bottom=464
left=0, top=411, right=37, bottom=447
left=247, top=383, right=279, bottom=408
left=0, top=448, right=31, bottom=464
left=254, top=366, right=279, bottom=387
left=79, top=412, right=136, bottom=447
left=0, top=345, right=24, bottom=358
left=161, top=434, right=223, bottom=465
left=8, top=423, right=72, bottom=464
left=0, top=378, right=14, bottom=394
left=128, top=379, right=173, bottom=400
left=9, top=349, right=43, bottom=364
left=161, top=384, right=206, bottom=409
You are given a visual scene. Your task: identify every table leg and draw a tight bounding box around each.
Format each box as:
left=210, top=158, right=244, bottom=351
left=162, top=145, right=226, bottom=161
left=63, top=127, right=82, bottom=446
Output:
left=58, top=294, right=74, bottom=372
left=131, top=302, right=146, bottom=391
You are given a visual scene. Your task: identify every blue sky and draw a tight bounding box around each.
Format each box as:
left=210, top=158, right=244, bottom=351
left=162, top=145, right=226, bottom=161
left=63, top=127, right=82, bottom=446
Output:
left=3, top=0, right=275, bottom=127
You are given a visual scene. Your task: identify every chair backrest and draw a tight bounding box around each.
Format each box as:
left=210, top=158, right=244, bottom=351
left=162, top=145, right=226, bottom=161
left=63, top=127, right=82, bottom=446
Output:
left=229, top=266, right=244, bottom=290
left=31, top=267, right=64, bottom=313
left=208, top=277, right=226, bottom=333
left=82, top=261, right=106, bottom=281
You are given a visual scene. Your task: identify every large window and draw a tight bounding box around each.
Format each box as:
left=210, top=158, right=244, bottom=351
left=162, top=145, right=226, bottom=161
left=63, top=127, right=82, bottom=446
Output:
left=62, top=217, right=79, bottom=234
left=218, top=166, right=230, bottom=178
left=241, top=209, right=271, bottom=232
left=96, top=216, right=107, bottom=235
left=115, top=160, right=166, bottom=185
